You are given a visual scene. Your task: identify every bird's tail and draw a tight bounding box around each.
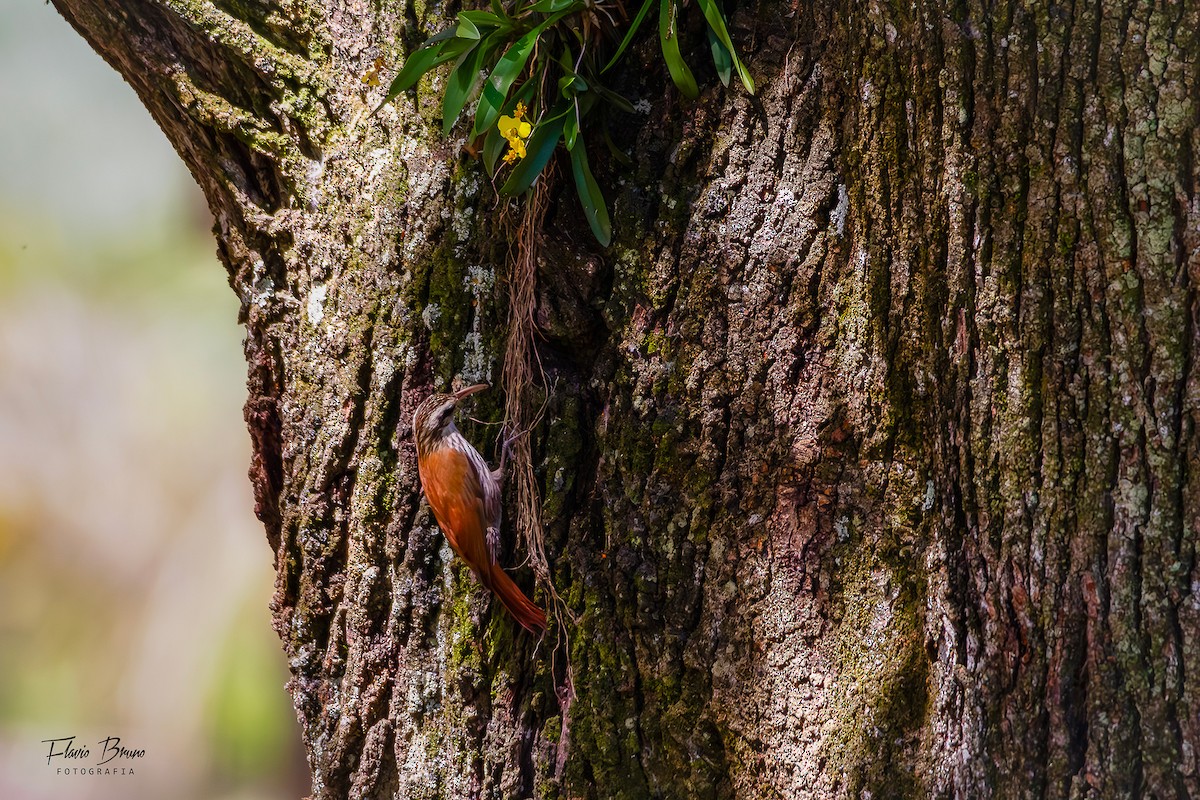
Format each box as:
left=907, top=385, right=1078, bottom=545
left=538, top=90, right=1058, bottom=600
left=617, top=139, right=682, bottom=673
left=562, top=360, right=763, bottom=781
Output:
left=483, top=566, right=547, bottom=634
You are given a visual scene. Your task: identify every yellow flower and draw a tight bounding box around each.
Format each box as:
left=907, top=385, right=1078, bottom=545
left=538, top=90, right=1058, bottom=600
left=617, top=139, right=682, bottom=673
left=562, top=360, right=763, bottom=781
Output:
left=497, top=105, right=532, bottom=165
left=497, top=115, right=532, bottom=140
left=361, top=56, right=384, bottom=87
left=501, top=131, right=527, bottom=164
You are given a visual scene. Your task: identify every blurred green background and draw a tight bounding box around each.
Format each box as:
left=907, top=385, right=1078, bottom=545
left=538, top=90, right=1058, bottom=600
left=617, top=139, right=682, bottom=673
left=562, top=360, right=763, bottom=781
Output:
left=0, top=3, right=307, bottom=798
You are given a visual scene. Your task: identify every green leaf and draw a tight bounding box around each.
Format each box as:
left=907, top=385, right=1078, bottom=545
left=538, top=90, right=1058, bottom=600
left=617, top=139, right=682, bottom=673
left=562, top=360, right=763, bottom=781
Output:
left=421, top=27, right=461, bottom=48
left=570, top=143, right=612, bottom=246
left=456, top=14, right=483, bottom=39
left=529, top=0, right=579, bottom=12
left=474, top=9, right=575, bottom=136
left=458, top=10, right=508, bottom=39
left=460, top=10, right=504, bottom=27
left=556, top=45, right=574, bottom=71
left=602, top=125, right=634, bottom=165
left=603, top=0, right=656, bottom=72
left=564, top=100, right=580, bottom=150
left=565, top=91, right=596, bottom=149
left=558, top=72, right=589, bottom=96
left=474, top=34, right=539, bottom=136
left=483, top=123, right=506, bottom=175
left=695, top=0, right=754, bottom=93
left=484, top=81, right=538, bottom=175
left=593, top=84, right=635, bottom=114
left=658, top=0, right=699, bottom=99
left=489, top=29, right=542, bottom=95
left=442, top=41, right=486, bottom=135
left=471, top=30, right=513, bottom=127
left=374, top=36, right=470, bottom=113
left=707, top=27, right=732, bottom=86
left=499, top=112, right=567, bottom=196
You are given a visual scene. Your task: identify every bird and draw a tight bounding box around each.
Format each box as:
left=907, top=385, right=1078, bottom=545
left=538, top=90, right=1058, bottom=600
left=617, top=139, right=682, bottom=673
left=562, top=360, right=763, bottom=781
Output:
left=412, top=383, right=547, bottom=634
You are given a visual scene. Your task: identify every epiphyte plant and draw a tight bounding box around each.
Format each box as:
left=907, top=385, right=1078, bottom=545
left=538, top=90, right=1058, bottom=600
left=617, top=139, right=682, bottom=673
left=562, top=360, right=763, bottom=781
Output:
left=378, top=0, right=755, bottom=246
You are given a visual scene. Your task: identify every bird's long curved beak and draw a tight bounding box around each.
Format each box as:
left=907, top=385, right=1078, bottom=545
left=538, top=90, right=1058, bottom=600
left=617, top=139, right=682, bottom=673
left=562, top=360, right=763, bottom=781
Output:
left=453, top=383, right=489, bottom=401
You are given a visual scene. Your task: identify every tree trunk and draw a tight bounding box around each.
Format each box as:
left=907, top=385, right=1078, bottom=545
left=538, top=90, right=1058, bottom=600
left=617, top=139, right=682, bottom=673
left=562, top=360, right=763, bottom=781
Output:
left=49, top=0, right=1199, bottom=797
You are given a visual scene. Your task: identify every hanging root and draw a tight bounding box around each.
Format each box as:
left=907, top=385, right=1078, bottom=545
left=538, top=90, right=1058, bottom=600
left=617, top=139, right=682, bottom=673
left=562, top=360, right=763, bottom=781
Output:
left=500, top=179, right=572, bottom=623
left=498, top=174, right=578, bottom=751
left=502, top=179, right=551, bottom=584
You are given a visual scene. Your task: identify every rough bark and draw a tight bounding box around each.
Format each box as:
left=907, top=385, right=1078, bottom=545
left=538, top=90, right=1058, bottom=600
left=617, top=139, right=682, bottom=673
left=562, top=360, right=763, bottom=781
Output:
left=49, top=0, right=1199, bottom=797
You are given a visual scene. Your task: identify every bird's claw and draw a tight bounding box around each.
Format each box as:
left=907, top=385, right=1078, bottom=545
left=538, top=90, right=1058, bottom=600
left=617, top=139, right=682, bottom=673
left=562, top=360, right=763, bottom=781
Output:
left=496, top=429, right=520, bottom=475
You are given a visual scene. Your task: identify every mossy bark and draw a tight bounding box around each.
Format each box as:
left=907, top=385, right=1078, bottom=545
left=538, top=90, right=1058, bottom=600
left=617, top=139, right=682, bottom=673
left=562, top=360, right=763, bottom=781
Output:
left=51, top=0, right=1199, bottom=797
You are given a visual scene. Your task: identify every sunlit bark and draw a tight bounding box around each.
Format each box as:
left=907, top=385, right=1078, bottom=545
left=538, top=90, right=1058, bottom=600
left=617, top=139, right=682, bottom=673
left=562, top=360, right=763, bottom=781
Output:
left=51, top=0, right=1199, bottom=796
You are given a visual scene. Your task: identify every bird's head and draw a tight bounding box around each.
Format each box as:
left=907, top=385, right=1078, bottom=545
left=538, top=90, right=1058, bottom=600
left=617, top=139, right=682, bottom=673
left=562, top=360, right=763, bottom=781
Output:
left=412, top=383, right=488, bottom=454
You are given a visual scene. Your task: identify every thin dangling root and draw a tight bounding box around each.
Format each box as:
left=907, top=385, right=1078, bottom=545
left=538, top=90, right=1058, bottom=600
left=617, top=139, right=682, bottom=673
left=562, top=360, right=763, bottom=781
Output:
left=501, top=179, right=551, bottom=585
left=499, top=178, right=575, bottom=628
left=497, top=171, right=579, bottom=755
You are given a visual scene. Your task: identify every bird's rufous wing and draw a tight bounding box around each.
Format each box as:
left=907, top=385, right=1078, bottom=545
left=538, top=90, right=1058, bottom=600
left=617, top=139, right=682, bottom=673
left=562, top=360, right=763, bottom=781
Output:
left=458, top=440, right=502, bottom=563
left=478, top=463, right=502, bottom=563
left=418, top=447, right=491, bottom=573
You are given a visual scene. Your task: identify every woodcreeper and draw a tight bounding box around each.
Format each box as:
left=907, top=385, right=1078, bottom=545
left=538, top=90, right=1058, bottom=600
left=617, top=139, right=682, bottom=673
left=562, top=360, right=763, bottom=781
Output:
left=412, top=384, right=546, bottom=633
